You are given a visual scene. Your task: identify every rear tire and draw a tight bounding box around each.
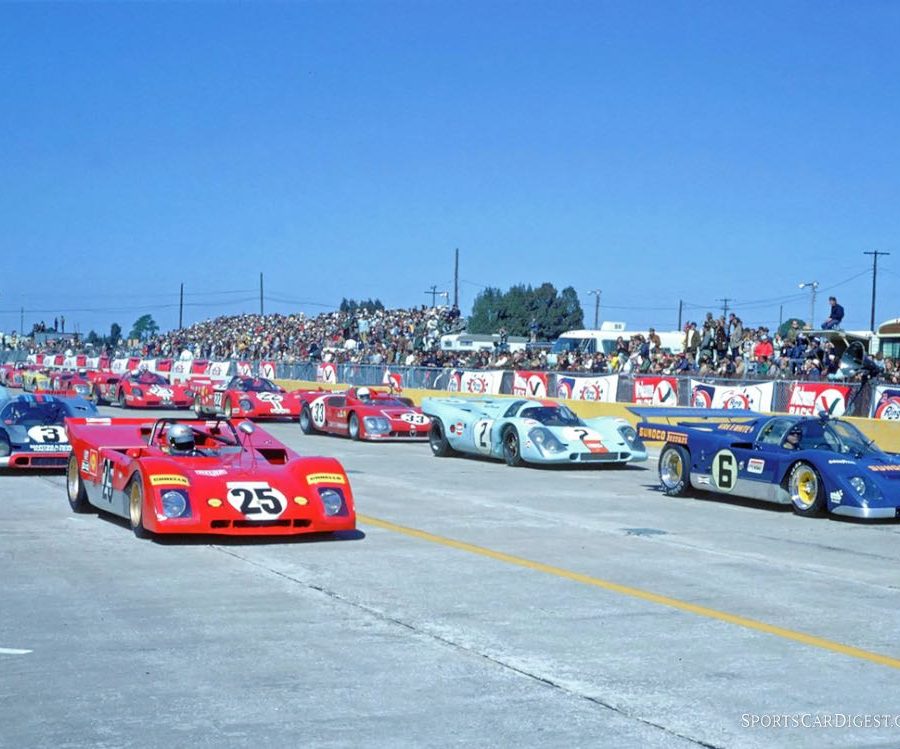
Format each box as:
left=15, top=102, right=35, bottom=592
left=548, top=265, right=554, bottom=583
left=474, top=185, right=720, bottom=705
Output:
left=788, top=461, right=826, bottom=517
left=348, top=412, right=361, bottom=441
left=659, top=444, right=691, bottom=496
left=67, top=454, right=92, bottom=513
left=117, top=389, right=127, bottom=408
left=91, top=387, right=103, bottom=406
left=193, top=396, right=203, bottom=417
left=223, top=399, right=233, bottom=418
left=502, top=427, right=523, bottom=467
left=429, top=419, right=455, bottom=457
left=300, top=405, right=315, bottom=434
left=128, top=476, right=151, bottom=539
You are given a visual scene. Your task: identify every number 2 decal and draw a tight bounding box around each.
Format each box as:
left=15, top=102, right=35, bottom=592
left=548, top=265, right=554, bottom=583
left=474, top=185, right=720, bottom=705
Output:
left=711, top=450, right=736, bottom=492
left=473, top=419, right=494, bottom=454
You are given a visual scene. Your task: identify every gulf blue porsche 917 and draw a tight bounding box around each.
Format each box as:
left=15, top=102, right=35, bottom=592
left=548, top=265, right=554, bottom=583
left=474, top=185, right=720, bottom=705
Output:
left=633, top=407, right=900, bottom=519
left=421, top=397, right=647, bottom=467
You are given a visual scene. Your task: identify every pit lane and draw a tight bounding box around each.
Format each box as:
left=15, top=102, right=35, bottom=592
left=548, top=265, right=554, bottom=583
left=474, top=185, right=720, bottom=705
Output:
left=2, top=408, right=900, bottom=749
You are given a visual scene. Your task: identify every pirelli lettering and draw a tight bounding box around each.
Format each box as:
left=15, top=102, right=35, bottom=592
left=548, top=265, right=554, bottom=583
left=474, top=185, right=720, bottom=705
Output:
left=638, top=427, right=688, bottom=445
left=307, top=472, right=347, bottom=485
left=150, top=474, right=190, bottom=487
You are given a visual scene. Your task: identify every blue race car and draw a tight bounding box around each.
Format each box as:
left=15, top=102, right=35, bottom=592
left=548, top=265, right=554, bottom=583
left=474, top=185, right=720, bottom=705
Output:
left=0, top=394, right=98, bottom=470
left=633, top=407, right=900, bottom=519
left=422, top=396, right=647, bottom=467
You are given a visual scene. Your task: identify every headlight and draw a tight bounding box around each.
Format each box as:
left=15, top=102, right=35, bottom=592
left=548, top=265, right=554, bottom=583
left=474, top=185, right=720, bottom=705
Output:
left=528, top=427, right=566, bottom=454
left=161, top=490, right=188, bottom=518
left=239, top=399, right=253, bottom=411
left=132, top=387, right=143, bottom=398
left=618, top=424, right=639, bottom=445
left=363, top=416, right=391, bottom=433
left=318, top=488, right=345, bottom=516
left=848, top=476, right=866, bottom=495
left=848, top=475, right=883, bottom=502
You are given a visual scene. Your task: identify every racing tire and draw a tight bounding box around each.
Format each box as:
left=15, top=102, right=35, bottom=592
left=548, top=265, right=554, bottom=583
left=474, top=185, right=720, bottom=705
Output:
left=502, top=427, right=523, bottom=467
left=223, top=399, right=233, bottom=419
left=428, top=419, right=455, bottom=457
left=348, top=413, right=361, bottom=441
left=788, top=461, right=826, bottom=517
left=193, top=396, right=203, bottom=417
left=659, top=444, right=691, bottom=497
left=91, top=387, right=103, bottom=406
left=300, top=405, right=315, bottom=435
left=66, top=454, right=92, bottom=513
left=127, top=476, right=151, bottom=539
left=117, top=389, right=127, bottom=409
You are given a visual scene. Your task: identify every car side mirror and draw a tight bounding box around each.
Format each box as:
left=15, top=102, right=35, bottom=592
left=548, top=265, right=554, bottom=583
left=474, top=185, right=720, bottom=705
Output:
left=239, top=421, right=255, bottom=435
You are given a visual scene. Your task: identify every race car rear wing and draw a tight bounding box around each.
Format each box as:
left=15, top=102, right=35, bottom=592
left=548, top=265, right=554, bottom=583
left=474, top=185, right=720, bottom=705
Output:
left=627, top=407, right=762, bottom=421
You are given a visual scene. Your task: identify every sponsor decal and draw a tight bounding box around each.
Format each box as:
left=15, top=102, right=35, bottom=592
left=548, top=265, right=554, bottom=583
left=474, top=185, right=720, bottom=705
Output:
left=787, top=383, right=850, bottom=417
left=691, top=385, right=714, bottom=408
left=638, top=426, right=688, bottom=445
left=633, top=376, right=678, bottom=405
left=512, top=371, right=548, bottom=398
left=399, top=412, right=428, bottom=425
left=306, top=472, right=347, bottom=485
left=696, top=475, right=711, bottom=485
left=150, top=474, right=190, bottom=487
left=872, top=388, right=900, bottom=420
left=717, top=423, right=754, bottom=434
left=194, top=469, right=227, bottom=477
left=257, top=392, right=289, bottom=413
left=747, top=458, right=765, bottom=474
left=828, top=459, right=855, bottom=465
left=89, top=450, right=98, bottom=476
left=867, top=465, right=900, bottom=472
left=317, top=362, right=338, bottom=384
left=451, top=421, right=464, bottom=435
left=31, top=444, right=71, bottom=452
left=829, top=490, right=843, bottom=503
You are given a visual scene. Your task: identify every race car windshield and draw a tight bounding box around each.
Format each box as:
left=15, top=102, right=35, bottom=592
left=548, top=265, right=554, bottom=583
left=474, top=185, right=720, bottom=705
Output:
left=238, top=378, right=279, bottom=392
left=1, top=402, right=65, bottom=426
left=827, top=421, right=880, bottom=455
left=519, top=405, right=583, bottom=427
left=133, top=372, right=167, bottom=385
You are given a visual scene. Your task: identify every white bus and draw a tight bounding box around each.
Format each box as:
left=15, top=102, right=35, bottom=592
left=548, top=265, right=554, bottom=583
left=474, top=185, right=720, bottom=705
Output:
left=440, top=333, right=528, bottom=354
left=547, top=322, right=684, bottom=365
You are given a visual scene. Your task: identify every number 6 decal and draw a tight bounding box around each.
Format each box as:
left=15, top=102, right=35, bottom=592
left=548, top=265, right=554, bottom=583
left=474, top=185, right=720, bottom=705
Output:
left=711, top=449, right=737, bottom=492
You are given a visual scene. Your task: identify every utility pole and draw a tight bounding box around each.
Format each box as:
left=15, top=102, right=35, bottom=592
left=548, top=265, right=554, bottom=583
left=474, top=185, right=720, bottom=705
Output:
left=717, top=298, right=730, bottom=318
left=587, top=289, right=601, bottom=329
left=424, top=285, right=447, bottom=307
left=259, top=273, right=264, bottom=316
left=779, top=304, right=783, bottom=327
left=20, top=307, right=24, bottom=335
left=677, top=300, right=683, bottom=330
left=798, top=281, right=818, bottom=328
left=179, top=283, right=184, bottom=329
left=864, top=250, right=890, bottom=332
left=453, top=248, right=459, bottom=308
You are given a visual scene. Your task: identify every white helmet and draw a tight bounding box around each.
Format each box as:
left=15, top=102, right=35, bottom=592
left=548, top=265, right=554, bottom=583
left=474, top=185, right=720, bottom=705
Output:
left=167, top=424, right=195, bottom=453
left=356, top=387, right=371, bottom=402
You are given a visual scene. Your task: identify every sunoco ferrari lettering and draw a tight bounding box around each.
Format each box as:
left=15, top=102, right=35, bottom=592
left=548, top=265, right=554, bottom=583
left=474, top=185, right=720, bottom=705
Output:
left=638, top=427, right=688, bottom=445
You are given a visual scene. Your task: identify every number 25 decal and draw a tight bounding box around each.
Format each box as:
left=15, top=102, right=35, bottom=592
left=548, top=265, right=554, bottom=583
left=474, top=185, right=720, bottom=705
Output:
left=711, top=450, right=736, bottom=492
left=226, top=482, right=287, bottom=519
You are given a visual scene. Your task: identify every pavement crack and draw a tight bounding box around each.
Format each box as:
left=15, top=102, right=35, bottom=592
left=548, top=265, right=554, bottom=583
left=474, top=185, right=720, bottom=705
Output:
left=212, top=545, right=722, bottom=749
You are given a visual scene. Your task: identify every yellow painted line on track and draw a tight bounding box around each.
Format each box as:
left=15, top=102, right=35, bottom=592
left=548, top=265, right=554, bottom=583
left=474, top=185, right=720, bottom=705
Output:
left=359, top=514, right=900, bottom=671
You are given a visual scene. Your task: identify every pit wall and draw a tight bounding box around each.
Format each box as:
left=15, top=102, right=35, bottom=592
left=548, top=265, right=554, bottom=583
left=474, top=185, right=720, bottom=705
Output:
left=276, top=379, right=900, bottom=452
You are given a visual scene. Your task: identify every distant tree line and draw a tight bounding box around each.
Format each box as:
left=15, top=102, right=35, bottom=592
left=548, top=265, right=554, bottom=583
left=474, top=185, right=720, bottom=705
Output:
left=340, top=298, right=385, bottom=313
left=467, top=283, right=583, bottom=339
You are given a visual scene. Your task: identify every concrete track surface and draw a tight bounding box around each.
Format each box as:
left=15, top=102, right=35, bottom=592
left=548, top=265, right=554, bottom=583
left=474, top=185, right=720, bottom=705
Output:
left=2, top=409, right=900, bottom=748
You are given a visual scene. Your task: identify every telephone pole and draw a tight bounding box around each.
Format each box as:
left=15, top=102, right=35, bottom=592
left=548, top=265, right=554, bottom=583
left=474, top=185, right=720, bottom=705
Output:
left=717, top=298, right=731, bottom=318
left=259, top=273, right=264, bottom=315
left=178, top=283, right=184, bottom=329
left=864, top=250, right=890, bottom=332
left=453, top=248, right=459, bottom=308
left=798, top=281, right=818, bottom=328
left=425, top=285, right=447, bottom=307
left=587, top=289, right=601, bottom=329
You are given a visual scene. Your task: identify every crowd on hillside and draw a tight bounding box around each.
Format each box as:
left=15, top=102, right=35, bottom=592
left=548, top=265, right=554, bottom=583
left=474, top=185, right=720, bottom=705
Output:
left=1, top=300, right=897, bottom=384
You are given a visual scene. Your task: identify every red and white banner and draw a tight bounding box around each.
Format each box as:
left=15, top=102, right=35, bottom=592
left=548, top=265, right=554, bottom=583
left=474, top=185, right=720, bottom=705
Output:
left=555, top=374, right=618, bottom=402
left=236, top=361, right=253, bottom=377
left=207, top=361, right=231, bottom=381
left=382, top=370, right=403, bottom=391
left=787, top=382, right=851, bottom=416
left=512, top=370, right=548, bottom=398
left=690, top=380, right=775, bottom=411
left=871, top=386, right=900, bottom=420
left=259, top=360, right=276, bottom=380
left=170, top=360, right=192, bottom=382
left=155, top=358, right=173, bottom=373
left=446, top=370, right=503, bottom=395
left=316, top=362, right=338, bottom=384
left=632, top=376, right=678, bottom=405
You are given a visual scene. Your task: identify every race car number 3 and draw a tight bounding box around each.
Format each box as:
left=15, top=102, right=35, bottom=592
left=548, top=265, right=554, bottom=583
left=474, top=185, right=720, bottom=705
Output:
left=226, top=482, right=287, bottom=519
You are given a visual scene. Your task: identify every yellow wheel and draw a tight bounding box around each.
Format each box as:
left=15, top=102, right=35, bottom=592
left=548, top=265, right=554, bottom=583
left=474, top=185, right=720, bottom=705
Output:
left=788, top=462, right=825, bottom=517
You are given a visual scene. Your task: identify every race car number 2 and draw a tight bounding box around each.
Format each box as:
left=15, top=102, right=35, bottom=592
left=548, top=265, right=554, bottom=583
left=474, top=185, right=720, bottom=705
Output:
left=226, top=481, right=287, bottom=519
left=473, top=419, right=494, bottom=454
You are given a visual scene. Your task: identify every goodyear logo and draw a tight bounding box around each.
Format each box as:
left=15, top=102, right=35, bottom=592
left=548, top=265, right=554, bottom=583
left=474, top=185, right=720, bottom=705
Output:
left=638, top=427, right=688, bottom=445
left=150, top=474, right=190, bottom=487
left=307, top=472, right=347, bottom=485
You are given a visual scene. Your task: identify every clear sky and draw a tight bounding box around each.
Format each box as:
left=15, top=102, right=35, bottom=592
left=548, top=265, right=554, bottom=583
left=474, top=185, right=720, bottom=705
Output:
left=2, top=1, right=898, bottom=337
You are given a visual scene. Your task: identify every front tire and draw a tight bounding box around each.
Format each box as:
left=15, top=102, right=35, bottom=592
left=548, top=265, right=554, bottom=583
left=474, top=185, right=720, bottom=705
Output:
left=300, top=405, right=315, bottom=434
left=429, top=419, right=455, bottom=457
left=788, top=461, right=825, bottom=517
left=223, top=398, right=233, bottom=419
left=348, top=412, right=361, bottom=441
left=127, top=477, right=151, bottom=539
left=91, top=386, right=103, bottom=406
left=502, top=427, right=523, bottom=467
left=659, top=444, right=691, bottom=496
left=193, top=396, right=203, bottom=417
left=117, top=389, right=127, bottom=408
left=67, top=455, right=92, bottom=513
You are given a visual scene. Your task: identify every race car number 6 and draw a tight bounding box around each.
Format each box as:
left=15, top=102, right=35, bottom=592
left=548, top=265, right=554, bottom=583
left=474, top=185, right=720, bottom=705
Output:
left=711, top=449, right=737, bottom=492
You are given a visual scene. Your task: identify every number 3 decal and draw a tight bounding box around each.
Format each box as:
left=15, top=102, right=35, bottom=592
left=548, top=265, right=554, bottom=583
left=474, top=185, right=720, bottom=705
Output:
left=711, top=449, right=737, bottom=492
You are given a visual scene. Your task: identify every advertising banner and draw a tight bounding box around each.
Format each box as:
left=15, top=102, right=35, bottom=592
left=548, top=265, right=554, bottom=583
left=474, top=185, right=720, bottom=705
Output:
left=512, top=370, right=549, bottom=398
left=555, top=374, right=618, bottom=402
left=632, top=376, right=678, bottom=405
left=871, top=386, right=900, bottom=420
left=446, top=370, right=503, bottom=395
left=236, top=361, right=253, bottom=377
left=207, top=361, right=231, bottom=381
left=690, top=380, right=775, bottom=411
left=259, top=360, right=276, bottom=380
left=382, top=370, right=403, bottom=391
left=787, top=382, right=851, bottom=416
left=317, top=362, right=338, bottom=384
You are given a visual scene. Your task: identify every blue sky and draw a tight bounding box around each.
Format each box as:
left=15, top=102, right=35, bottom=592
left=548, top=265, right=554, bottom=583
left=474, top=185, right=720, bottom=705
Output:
left=2, top=1, right=898, bottom=337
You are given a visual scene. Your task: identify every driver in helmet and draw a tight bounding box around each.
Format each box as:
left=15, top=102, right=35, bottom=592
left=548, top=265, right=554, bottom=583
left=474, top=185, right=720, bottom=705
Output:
left=782, top=425, right=802, bottom=450
left=356, top=387, right=372, bottom=403
left=167, top=423, right=198, bottom=455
